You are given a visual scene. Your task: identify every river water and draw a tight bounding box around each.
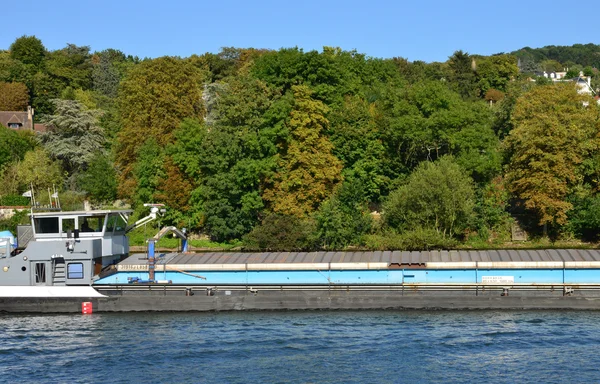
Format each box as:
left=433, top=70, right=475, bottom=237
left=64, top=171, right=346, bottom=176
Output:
left=1, top=310, right=599, bottom=383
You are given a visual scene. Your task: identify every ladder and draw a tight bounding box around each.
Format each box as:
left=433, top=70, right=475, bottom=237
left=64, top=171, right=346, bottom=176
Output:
left=53, top=260, right=66, bottom=285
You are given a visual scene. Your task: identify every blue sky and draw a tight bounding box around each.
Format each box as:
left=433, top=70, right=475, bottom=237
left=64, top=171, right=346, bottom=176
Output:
left=1, top=0, right=595, bottom=62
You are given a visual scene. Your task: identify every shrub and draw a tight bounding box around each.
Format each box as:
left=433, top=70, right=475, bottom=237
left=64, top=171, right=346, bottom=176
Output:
left=243, top=214, right=317, bottom=251
left=0, top=194, right=30, bottom=206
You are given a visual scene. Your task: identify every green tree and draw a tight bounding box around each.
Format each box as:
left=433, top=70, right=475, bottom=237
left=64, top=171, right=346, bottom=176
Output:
left=446, top=50, right=478, bottom=99
left=116, top=56, right=205, bottom=199
left=243, top=213, right=317, bottom=251
left=45, top=44, right=93, bottom=90
left=378, top=80, right=498, bottom=182
left=328, top=95, right=388, bottom=201
left=92, top=49, right=127, bottom=98
left=505, top=84, right=600, bottom=227
left=9, top=36, right=46, bottom=67
left=132, top=138, right=165, bottom=205
left=169, top=76, right=286, bottom=240
left=263, top=85, right=343, bottom=217
left=0, top=82, right=29, bottom=110
left=313, top=179, right=373, bottom=249
left=383, top=156, right=476, bottom=238
left=2, top=148, right=63, bottom=195
left=0, top=126, right=36, bottom=169
left=77, top=152, right=117, bottom=203
left=40, top=99, right=105, bottom=179
left=476, top=54, right=519, bottom=94
left=541, top=59, right=564, bottom=72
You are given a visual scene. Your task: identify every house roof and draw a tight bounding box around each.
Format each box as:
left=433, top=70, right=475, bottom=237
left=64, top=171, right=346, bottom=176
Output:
left=6, top=114, right=21, bottom=124
left=0, top=110, right=33, bottom=130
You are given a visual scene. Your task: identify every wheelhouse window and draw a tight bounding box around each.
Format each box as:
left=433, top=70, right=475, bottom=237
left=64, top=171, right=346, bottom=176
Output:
left=106, top=215, right=127, bottom=234
left=34, top=217, right=59, bottom=234
left=62, top=218, right=75, bottom=234
left=78, top=216, right=104, bottom=233
left=67, top=263, right=84, bottom=279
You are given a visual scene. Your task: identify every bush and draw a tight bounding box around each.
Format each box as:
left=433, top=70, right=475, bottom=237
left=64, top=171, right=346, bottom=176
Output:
left=313, top=180, right=373, bottom=249
left=243, top=214, right=318, bottom=251
left=0, top=209, right=29, bottom=234
left=383, top=156, right=475, bottom=239
left=567, top=194, right=600, bottom=241
left=364, top=228, right=457, bottom=251
left=0, top=194, right=30, bottom=206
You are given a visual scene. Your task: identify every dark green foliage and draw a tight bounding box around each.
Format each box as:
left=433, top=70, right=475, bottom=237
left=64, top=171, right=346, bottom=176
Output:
left=475, top=54, right=519, bottom=94
left=0, top=209, right=29, bottom=234
left=513, top=44, right=600, bottom=70
left=0, top=195, right=30, bottom=206
left=40, top=99, right=106, bottom=178
left=446, top=50, right=479, bottom=99
left=567, top=193, right=600, bottom=241
left=313, top=180, right=373, bottom=249
left=471, top=177, right=512, bottom=241
left=92, top=49, right=125, bottom=98
left=378, top=80, right=498, bottom=182
left=383, top=157, right=476, bottom=239
left=77, top=153, right=117, bottom=203
left=393, top=58, right=444, bottom=84
left=364, top=228, right=457, bottom=251
left=328, top=95, right=388, bottom=201
left=10, top=36, right=46, bottom=67
left=132, top=138, right=165, bottom=206
left=45, top=44, right=92, bottom=90
left=243, top=214, right=317, bottom=251
left=0, top=126, right=36, bottom=169
left=169, top=76, right=286, bottom=241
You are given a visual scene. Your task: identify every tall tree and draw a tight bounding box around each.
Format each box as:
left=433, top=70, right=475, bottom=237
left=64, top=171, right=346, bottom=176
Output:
left=45, top=44, right=93, bottom=90
left=116, top=56, right=206, bottom=199
left=263, top=85, right=343, bottom=217
left=40, top=99, right=105, bottom=178
left=328, top=94, right=387, bottom=200
left=0, top=126, right=36, bottom=169
left=77, top=152, right=117, bottom=203
left=446, top=50, right=479, bottom=99
left=9, top=36, right=46, bottom=67
left=0, top=147, right=63, bottom=195
left=0, top=82, right=29, bottom=110
left=169, top=76, right=285, bottom=240
left=378, top=80, right=498, bottom=182
left=505, top=84, right=600, bottom=227
left=476, top=54, right=519, bottom=94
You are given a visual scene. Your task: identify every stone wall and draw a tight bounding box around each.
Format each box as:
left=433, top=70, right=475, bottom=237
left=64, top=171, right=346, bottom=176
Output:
left=0, top=207, right=28, bottom=220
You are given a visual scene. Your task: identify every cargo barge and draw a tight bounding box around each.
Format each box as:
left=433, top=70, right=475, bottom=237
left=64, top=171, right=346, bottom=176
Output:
left=3, top=208, right=600, bottom=312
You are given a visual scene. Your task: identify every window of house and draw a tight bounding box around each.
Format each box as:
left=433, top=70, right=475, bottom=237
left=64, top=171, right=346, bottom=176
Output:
left=8, top=123, right=21, bottom=129
left=67, top=263, right=84, bottom=279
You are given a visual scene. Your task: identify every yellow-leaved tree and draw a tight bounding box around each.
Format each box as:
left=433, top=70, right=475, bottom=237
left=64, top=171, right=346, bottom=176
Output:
left=505, top=83, right=600, bottom=227
left=263, top=85, right=343, bottom=217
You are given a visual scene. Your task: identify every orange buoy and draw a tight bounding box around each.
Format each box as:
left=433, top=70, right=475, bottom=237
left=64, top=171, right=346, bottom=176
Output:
left=81, top=301, right=93, bottom=314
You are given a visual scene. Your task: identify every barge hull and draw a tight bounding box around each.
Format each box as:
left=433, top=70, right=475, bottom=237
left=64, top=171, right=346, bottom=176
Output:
left=4, top=290, right=600, bottom=313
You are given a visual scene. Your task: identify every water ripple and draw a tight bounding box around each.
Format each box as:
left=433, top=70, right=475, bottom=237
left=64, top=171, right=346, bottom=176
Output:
left=1, top=310, right=600, bottom=383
